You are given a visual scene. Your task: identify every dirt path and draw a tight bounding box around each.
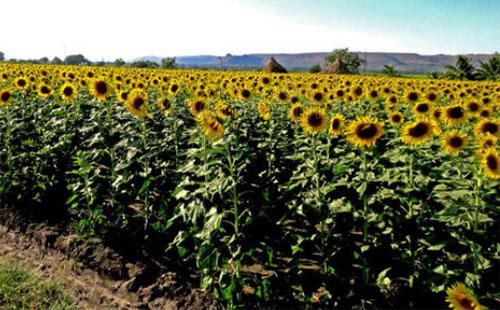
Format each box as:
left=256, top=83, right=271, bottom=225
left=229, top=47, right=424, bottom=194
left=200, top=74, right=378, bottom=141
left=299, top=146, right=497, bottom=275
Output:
left=0, top=224, right=145, bottom=309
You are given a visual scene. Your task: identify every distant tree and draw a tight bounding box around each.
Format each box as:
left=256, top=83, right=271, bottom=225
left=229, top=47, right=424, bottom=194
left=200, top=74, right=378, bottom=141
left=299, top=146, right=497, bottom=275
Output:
left=325, top=48, right=365, bottom=74
left=131, top=60, right=159, bottom=68
left=0, top=51, right=4, bottom=62
left=309, top=64, right=322, bottom=73
left=427, top=71, right=442, bottom=79
left=64, top=54, right=90, bottom=65
left=39, top=57, right=49, bottom=64
left=94, top=61, right=106, bottom=66
left=161, top=57, right=177, bottom=69
left=51, top=57, right=63, bottom=65
left=476, top=54, right=500, bottom=81
left=382, top=65, right=396, bottom=76
left=114, top=58, right=126, bottom=67
left=445, top=56, right=477, bottom=80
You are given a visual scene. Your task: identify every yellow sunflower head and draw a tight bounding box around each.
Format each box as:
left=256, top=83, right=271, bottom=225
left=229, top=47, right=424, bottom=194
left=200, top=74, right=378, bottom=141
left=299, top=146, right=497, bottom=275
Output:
left=198, top=111, right=224, bottom=139
left=389, top=111, right=404, bottom=126
left=37, top=83, right=53, bottom=98
left=258, top=101, right=271, bottom=121
left=301, top=108, right=327, bottom=134
left=413, top=102, right=432, bottom=116
left=13, top=77, right=29, bottom=90
left=189, top=98, right=207, bottom=116
left=482, top=148, right=500, bottom=179
left=445, top=283, right=484, bottom=310
left=441, top=130, right=467, bottom=155
left=59, top=83, right=77, bottom=102
left=158, top=96, right=175, bottom=116
left=288, top=103, right=305, bottom=123
left=329, top=113, right=345, bottom=135
left=90, top=79, right=113, bottom=101
left=405, top=90, right=421, bottom=103
left=125, top=89, right=150, bottom=118
left=0, top=88, right=13, bottom=106
left=346, top=116, right=384, bottom=148
left=475, top=119, right=499, bottom=138
left=442, top=105, right=467, bottom=126
left=401, top=119, right=434, bottom=146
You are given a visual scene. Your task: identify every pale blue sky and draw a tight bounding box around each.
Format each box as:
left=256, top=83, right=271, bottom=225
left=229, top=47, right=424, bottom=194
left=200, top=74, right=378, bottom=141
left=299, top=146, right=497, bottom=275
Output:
left=0, top=0, right=498, bottom=60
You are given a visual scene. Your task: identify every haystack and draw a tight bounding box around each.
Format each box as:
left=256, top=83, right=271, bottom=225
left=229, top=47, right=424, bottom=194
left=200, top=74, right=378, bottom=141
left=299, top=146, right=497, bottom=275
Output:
left=320, top=59, right=348, bottom=74
left=263, top=57, right=287, bottom=73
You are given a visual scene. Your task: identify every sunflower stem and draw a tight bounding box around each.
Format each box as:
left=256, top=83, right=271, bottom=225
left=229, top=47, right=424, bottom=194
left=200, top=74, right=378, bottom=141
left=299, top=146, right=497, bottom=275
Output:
left=140, top=119, right=150, bottom=229
left=225, top=138, right=239, bottom=238
left=471, top=175, right=483, bottom=285
left=362, top=148, right=369, bottom=285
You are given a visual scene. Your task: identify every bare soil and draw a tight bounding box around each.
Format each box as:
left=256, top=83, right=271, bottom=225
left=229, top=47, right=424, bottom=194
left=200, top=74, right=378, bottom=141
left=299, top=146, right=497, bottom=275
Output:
left=0, top=210, right=220, bottom=310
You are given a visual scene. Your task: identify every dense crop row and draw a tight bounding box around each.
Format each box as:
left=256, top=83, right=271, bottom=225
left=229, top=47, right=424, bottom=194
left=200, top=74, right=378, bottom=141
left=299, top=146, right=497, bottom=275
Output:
left=0, top=63, right=498, bottom=308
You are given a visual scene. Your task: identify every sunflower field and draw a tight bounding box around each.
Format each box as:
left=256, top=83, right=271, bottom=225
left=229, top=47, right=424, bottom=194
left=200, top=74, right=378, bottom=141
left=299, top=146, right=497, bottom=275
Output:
left=0, top=63, right=499, bottom=308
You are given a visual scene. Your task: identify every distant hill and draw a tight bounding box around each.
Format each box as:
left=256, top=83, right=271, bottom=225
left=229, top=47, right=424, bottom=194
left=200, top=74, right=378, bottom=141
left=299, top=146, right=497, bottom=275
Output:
left=135, top=52, right=495, bottom=73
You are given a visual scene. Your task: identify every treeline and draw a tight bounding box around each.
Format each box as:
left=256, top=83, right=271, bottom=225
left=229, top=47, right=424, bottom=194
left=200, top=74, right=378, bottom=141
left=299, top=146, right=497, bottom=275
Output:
left=427, top=54, right=500, bottom=81
left=0, top=51, right=178, bottom=69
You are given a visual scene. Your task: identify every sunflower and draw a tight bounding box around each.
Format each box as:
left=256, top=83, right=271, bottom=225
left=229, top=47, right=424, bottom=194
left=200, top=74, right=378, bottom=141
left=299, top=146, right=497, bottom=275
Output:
left=442, top=105, right=467, bottom=126
left=346, top=116, right=384, bottom=147
left=482, top=148, right=500, bottom=179
left=401, top=119, right=434, bottom=146
left=258, top=101, right=271, bottom=121
left=475, top=119, right=499, bottom=138
left=59, top=83, right=77, bottom=102
left=13, top=77, right=29, bottom=90
left=479, top=108, right=491, bottom=119
left=275, top=89, right=289, bottom=102
left=300, top=108, right=327, bottom=134
left=424, top=91, right=439, bottom=103
left=405, top=90, right=420, bottom=103
left=0, top=88, right=13, bottom=106
left=445, top=283, right=484, bottom=310
left=125, top=89, right=150, bottom=118
left=385, top=95, right=399, bottom=112
left=388, top=111, right=404, bottom=126
left=189, top=98, right=207, bottom=117
left=310, top=90, right=325, bottom=104
left=288, top=103, right=305, bottom=123
left=158, top=96, right=175, bottom=116
left=239, top=88, right=252, bottom=101
left=37, top=83, right=53, bottom=98
left=441, top=130, right=467, bottom=155
left=476, top=134, right=497, bottom=156
left=168, top=81, right=180, bottom=96
left=198, top=112, right=224, bottom=139
left=90, top=79, right=112, bottom=101
left=351, top=85, right=364, bottom=100
left=413, top=102, right=432, bottom=116
left=329, top=113, right=345, bottom=135
left=117, top=90, right=129, bottom=102
left=465, top=100, right=481, bottom=116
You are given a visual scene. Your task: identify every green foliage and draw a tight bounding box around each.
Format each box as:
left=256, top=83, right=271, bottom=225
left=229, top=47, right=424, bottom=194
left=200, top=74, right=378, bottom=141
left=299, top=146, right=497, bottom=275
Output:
left=114, top=58, right=126, bottom=67
left=161, top=57, right=178, bottom=69
left=309, top=64, right=321, bottom=73
left=131, top=60, right=159, bottom=68
left=445, top=56, right=478, bottom=80
left=325, top=48, right=365, bottom=73
left=64, top=54, right=91, bottom=66
left=382, top=65, right=396, bottom=77
left=477, top=54, right=500, bottom=81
